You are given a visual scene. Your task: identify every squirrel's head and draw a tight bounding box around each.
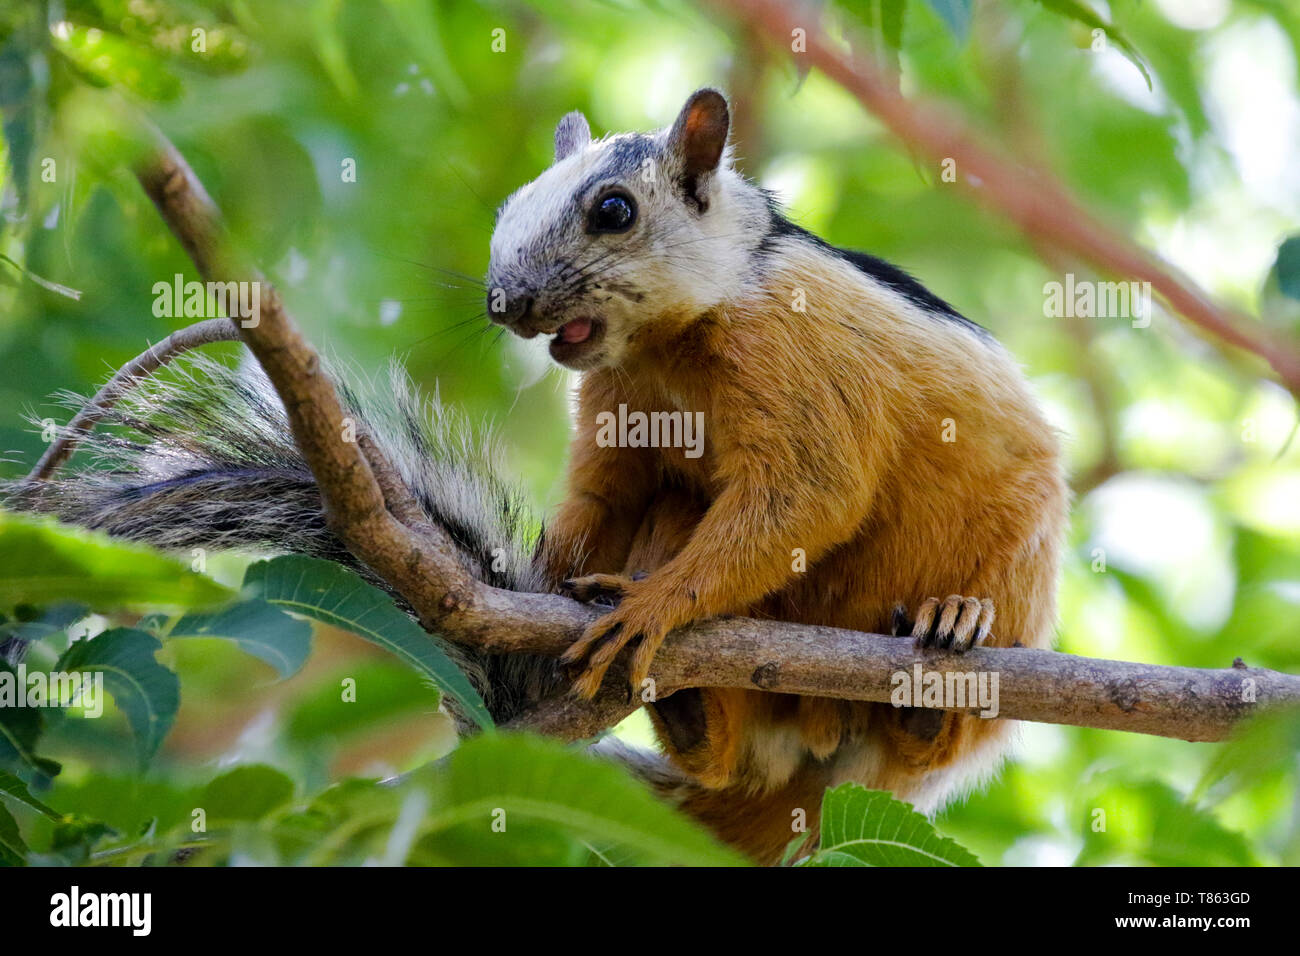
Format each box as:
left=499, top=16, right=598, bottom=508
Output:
left=486, top=88, right=764, bottom=371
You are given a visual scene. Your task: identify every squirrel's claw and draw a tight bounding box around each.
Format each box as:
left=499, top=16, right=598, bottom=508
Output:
left=564, top=620, right=625, bottom=698
left=562, top=591, right=671, bottom=699
left=908, top=595, right=994, bottom=653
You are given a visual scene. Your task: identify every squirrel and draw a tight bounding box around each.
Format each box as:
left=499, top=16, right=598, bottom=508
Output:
left=6, top=89, right=1067, bottom=865
left=486, top=88, right=1068, bottom=861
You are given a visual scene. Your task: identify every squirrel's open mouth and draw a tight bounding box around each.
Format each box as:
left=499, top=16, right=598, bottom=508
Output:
left=549, top=317, right=605, bottom=366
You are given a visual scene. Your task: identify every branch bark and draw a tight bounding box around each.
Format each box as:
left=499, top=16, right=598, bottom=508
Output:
left=441, top=590, right=1300, bottom=745
left=104, top=116, right=1299, bottom=747
left=707, top=0, right=1300, bottom=399
left=131, top=128, right=483, bottom=636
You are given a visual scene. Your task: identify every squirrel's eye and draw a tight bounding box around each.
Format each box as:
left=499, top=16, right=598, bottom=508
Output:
left=588, top=193, right=637, bottom=234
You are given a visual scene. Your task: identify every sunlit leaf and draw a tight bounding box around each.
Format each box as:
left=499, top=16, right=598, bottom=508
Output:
left=1075, top=776, right=1258, bottom=866
left=804, top=783, right=981, bottom=866
left=425, top=734, right=746, bottom=866
left=1035, top=0, right=1153, bottom=89
left=0, top=512, right=233, bottom=612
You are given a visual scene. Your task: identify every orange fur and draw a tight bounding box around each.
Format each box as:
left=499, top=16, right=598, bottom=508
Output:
left=543, top=238, right=1068, bottom=862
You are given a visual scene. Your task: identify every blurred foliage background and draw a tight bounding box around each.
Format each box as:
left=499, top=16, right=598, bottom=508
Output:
left=1, top=0, right=1299, bottom=865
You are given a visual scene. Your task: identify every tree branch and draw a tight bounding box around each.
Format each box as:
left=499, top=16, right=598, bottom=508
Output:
left=438, top=590, right=1300, bottom=745
left=20, top=317, right=240, bottom=490
left=107, top=117, right=1298, bottom=746
left=707, top=0, right=1300, bottom=399
left=131, top=127, right=483, bottom=635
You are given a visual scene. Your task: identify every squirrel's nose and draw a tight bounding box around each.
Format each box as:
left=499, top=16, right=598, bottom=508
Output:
left=488, top=292, right=535, bottom=331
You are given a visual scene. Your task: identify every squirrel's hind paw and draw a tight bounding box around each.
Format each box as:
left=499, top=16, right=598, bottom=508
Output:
left=561, top=572, right=637, bottom=607
left=905, top=595, right=994, bottom=653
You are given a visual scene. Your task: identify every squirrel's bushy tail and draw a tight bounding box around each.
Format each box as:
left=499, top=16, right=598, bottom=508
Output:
left=2, top=353, right=555, bottom=724
left=3, top=353, right=783, bottom=860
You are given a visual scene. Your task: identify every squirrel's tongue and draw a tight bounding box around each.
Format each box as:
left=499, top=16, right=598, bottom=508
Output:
left=558, top=318, right=593, bottom=344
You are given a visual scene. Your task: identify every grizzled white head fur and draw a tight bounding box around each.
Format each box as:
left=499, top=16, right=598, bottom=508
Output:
left=486, top=88, right=768, bottom=371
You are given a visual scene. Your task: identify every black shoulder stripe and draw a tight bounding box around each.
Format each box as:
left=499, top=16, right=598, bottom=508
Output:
left=762, top=208, right=990, bottom=338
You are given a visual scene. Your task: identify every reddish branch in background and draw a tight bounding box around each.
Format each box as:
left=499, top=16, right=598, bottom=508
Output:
left=710, top=0, right=1300, bottom=398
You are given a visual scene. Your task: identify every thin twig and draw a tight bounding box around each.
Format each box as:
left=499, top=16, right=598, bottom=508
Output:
left=20, top=317, right=240, bottom=487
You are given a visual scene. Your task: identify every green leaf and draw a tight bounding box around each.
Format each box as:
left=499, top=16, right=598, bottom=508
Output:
left=805, top=783, right=982, bottom=866
left=425, top=734, right=746, bottom=867
left=1075, top=777, right=1258, bottom=866
left=0, top=802, right=27, bottom=864
left=243, top=555, right=491, bottom=730
left=0, top=253, right=83, bottom=300
left=779, top=829, right=813, bottom=866
left=379, top=0, right=469, bottom=108
left=415, top=816, right=596, bottom=867
left=0, top=769, right=61, bottom=819
left=1195, top=707, right=1300, bottom=802
left=56, top=628, right=180, bottom=766
left=1035, top=0, right=1153, bottom=89
left=921, top=0, right=972, bottom=42
left=37, top=774, right=197, bottom=839
left=879, top=0, right=906, bottom=87
left=200, top=765, right=295, bottom=823
left=0, top=41, right=38, bottom=212
left=169, top=599, right=312, bottom=679
left=1274, top=235, right=1300, bottom=302
left=0, top=662, right=61, bottom=778
left=0, top=602, right=87, bottom=645
left=0, top=511, right=233, bottom=612
left=50, top=23, right=181, bottom=100
left=286, top=660, right=441, bottom=744
left=44, top=816, right=117, bottom=865
left=882, top=0, right=906, bottom=49
left=806, top=849, right=869, bottom=866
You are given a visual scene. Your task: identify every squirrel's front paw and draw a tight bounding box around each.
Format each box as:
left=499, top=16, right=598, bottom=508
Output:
left=895, top=595, right=994, bottom=653
left=560, top=595, right=671, bottom=699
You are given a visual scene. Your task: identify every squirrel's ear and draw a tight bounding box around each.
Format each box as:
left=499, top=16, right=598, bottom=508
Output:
left=666, top=88, right=729, bottom=208
left=554, top=111, right=592, bottom=162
